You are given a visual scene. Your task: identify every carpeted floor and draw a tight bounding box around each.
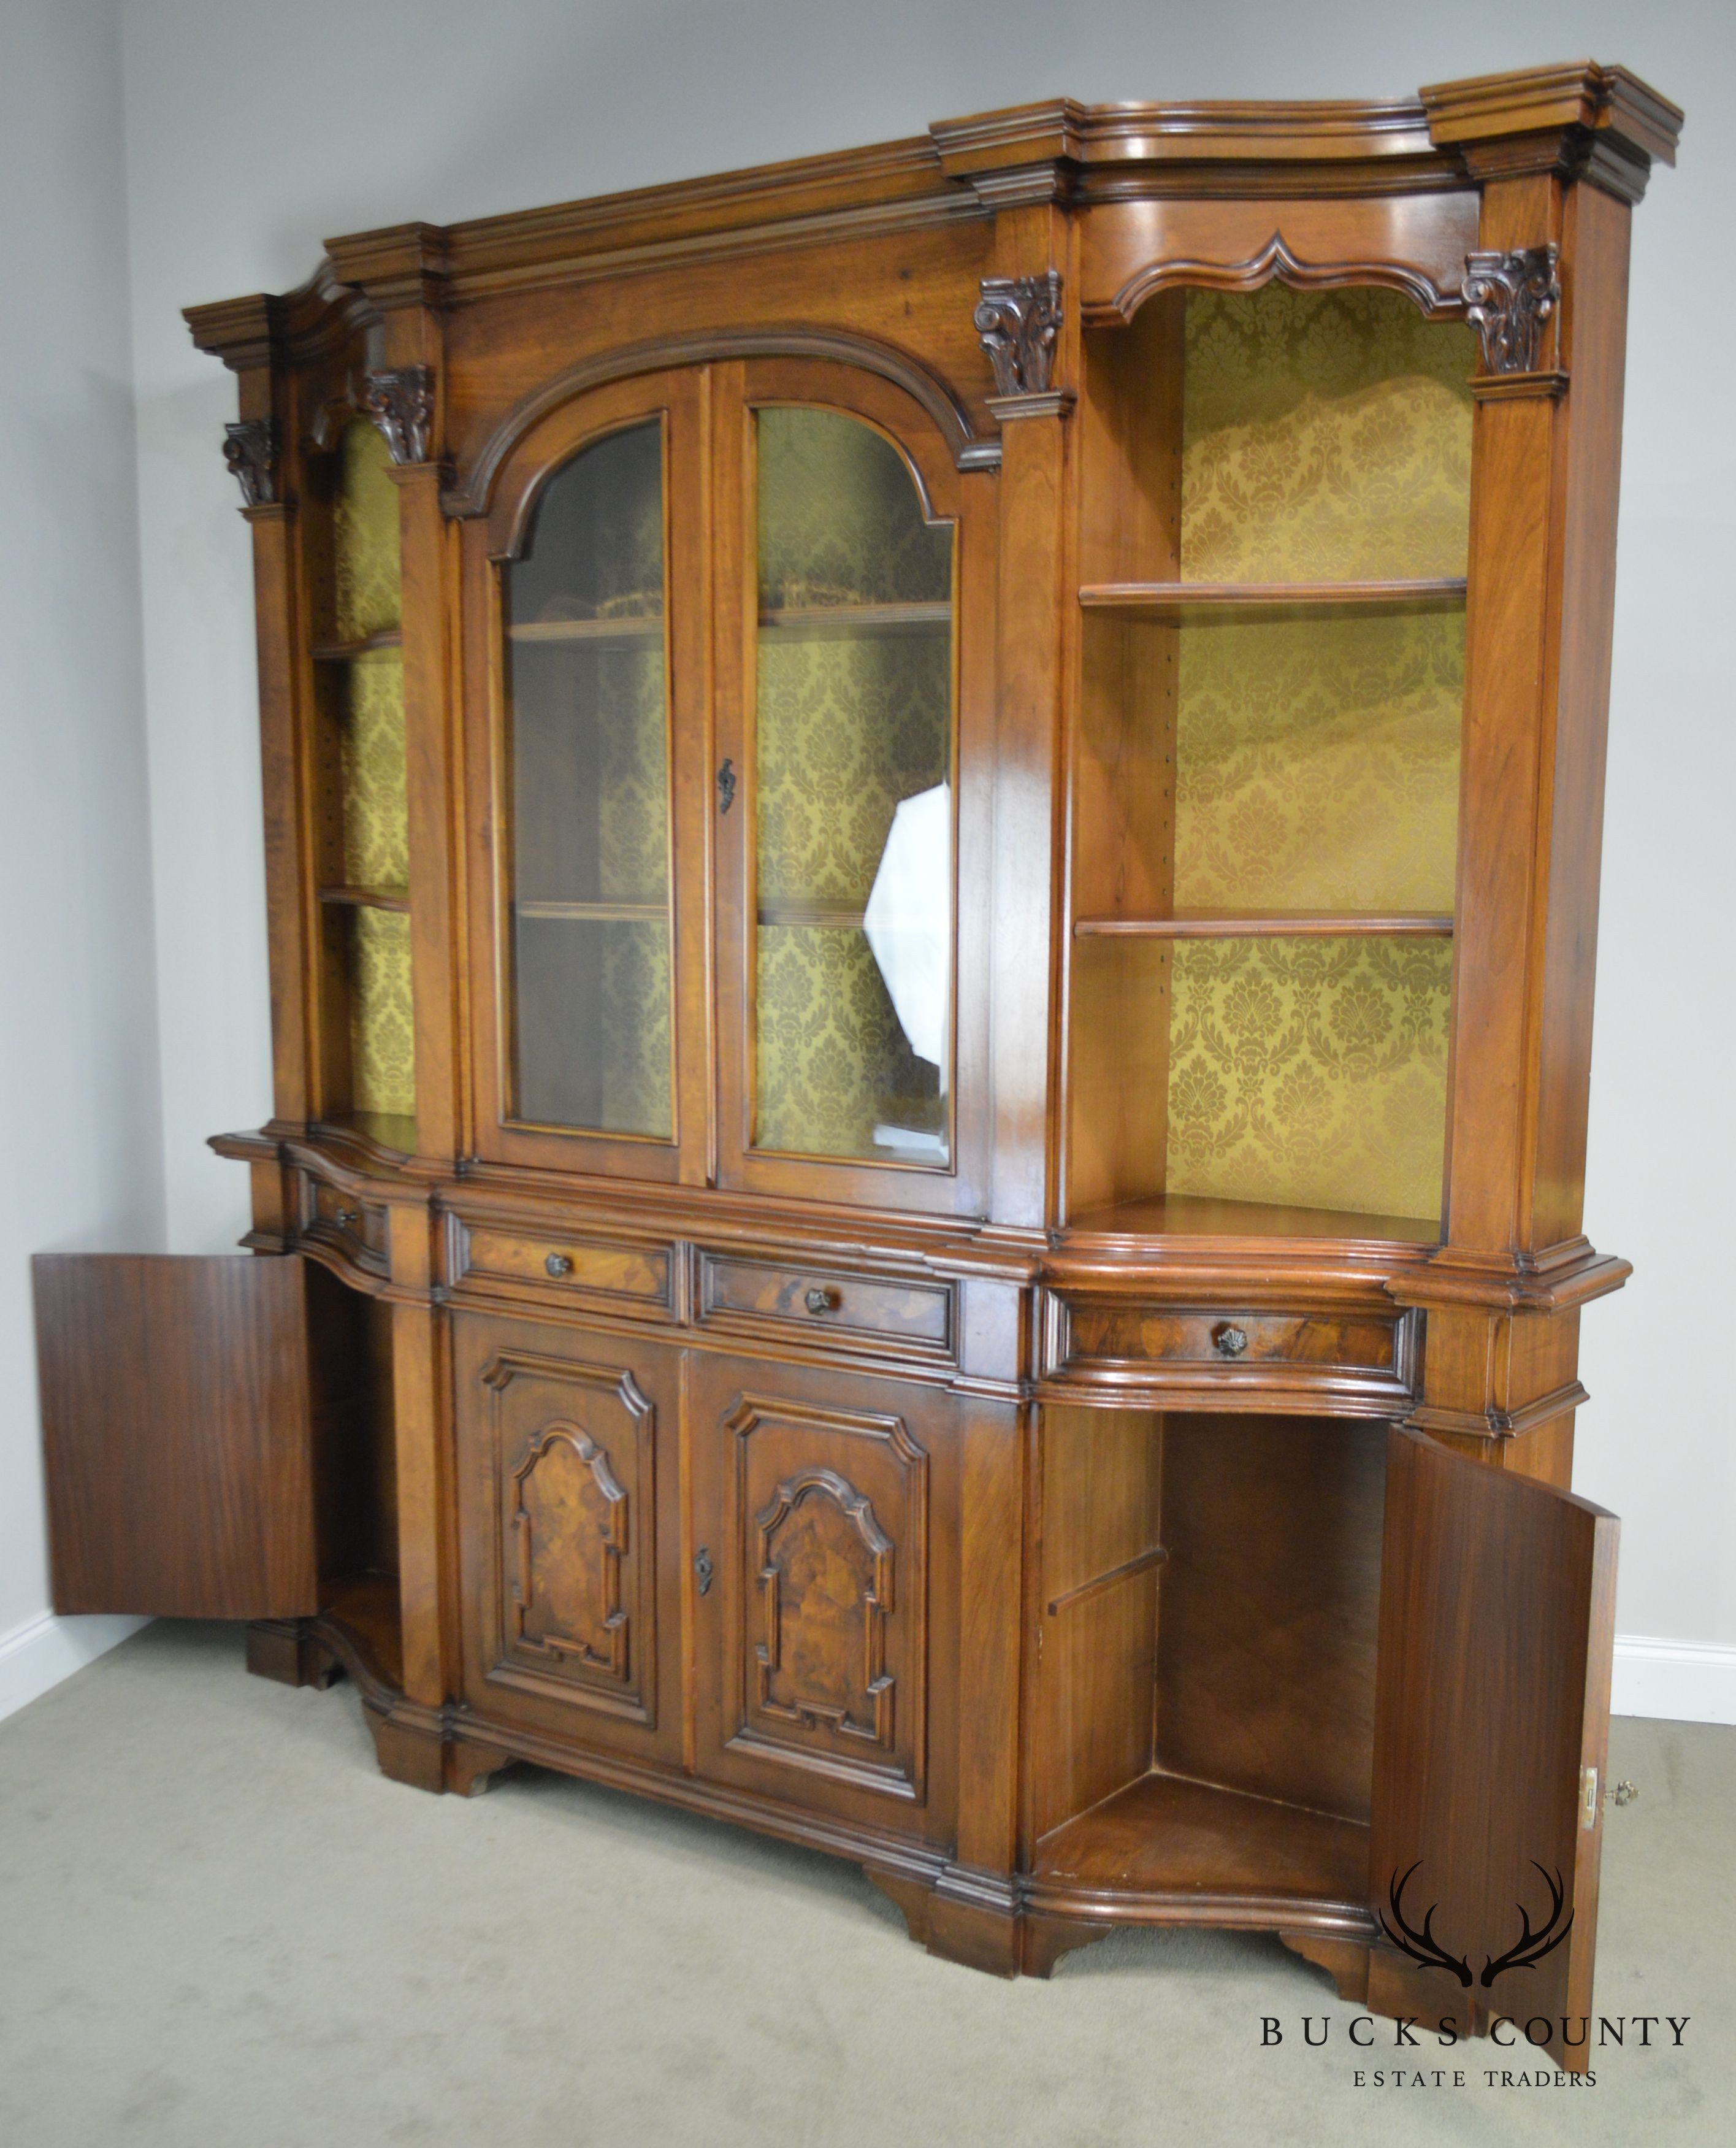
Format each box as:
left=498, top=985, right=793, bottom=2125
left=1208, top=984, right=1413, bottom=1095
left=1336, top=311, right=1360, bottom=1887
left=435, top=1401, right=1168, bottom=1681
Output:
left=0, top=1621, right=1727, bottom=2147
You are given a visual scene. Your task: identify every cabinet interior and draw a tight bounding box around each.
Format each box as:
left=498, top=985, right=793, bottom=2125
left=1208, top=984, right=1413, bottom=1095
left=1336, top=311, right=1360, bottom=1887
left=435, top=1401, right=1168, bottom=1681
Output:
left=307, top=418, right=415, bottom=1153
left=308, top=1265, right=402, bottom=1686
left=1033, top=1405, right=1383, bottom=1904
left=1066, top=285, right=1478, bottom=1237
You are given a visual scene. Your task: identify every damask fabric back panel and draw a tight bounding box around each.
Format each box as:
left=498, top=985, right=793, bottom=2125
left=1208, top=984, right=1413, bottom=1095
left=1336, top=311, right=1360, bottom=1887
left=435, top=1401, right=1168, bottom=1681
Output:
left=334, top=420, right=402, bottom=640
left=752, top=409, right=954, bottom=1162
left=332, top=419, right=415, bottom=1122
left=1181, top=288, right=1477, bottom=583
left=1163, top=935, right=1451, bottom=1220
left=341, top=654, right=410, bottom=886
left=1173, top=612, right=1463, bottom=914
left=350, top=909, right=416, bottom=1119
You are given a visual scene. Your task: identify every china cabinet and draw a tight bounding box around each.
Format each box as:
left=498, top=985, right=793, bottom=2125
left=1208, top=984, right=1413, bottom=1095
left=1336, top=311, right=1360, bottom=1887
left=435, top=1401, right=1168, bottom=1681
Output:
left=35, top=61, right=1681, bottom=2067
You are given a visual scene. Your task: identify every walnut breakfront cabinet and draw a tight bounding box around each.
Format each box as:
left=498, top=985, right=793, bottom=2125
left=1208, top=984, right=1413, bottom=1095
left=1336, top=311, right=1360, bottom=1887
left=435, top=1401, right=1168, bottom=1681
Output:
left=35, top=63, right=1681, bottom=2063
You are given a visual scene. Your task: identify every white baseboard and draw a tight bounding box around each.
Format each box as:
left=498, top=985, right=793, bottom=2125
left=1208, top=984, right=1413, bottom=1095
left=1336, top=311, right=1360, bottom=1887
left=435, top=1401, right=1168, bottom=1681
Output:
left=0, top=1609, right=151, bottom=1725
left=1612, top=1633, right=1736, bottom=1725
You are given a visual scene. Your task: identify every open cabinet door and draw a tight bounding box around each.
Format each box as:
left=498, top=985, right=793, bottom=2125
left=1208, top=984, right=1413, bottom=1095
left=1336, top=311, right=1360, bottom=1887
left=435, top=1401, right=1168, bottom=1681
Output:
left=1369, top=1427, right=1617, bottom=2072
left=34, top=1255, right=320, bottom=1619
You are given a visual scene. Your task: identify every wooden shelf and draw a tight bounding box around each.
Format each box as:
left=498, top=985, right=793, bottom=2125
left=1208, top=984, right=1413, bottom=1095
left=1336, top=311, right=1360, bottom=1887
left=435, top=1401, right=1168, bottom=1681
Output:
left=1075, top=911, right=1453, bottom=940
left=318, top=884, right=411, bottom=913
left=759, top=602, right=949, bottom=639
left=508, top=615, right=663, bottom=644
left=316, top=1110, right=418, bottom=1159
left=515, top=898, right=665, bottom=922
left=1036, top=1769, right=1370, bottom=1906
left=1066, top=1191, right=1442, bottom=1246
left=757, top=900, right=867, bottom=930
left=1079, top=578, right=1466, bottom=621
left=310, top=629, right=403, bottom=661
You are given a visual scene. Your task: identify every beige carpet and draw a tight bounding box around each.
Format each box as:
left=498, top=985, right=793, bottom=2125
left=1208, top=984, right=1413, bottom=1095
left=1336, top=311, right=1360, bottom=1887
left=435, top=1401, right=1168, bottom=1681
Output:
left=0, top=1621, right=1727, bottom=2147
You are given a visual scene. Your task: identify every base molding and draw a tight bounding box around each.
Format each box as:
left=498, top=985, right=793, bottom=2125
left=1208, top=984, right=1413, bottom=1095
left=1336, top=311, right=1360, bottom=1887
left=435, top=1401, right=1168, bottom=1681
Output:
left=0, top=1610, right=149, bottom=1725
left=1612, top=1633, right=1736, bottom=1725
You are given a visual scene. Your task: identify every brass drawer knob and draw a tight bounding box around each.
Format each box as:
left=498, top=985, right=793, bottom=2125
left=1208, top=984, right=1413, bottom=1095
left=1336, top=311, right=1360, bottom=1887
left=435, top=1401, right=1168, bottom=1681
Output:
left=545, top=1252, right=574, bottom=1279
left=1215, top=1324, right=1249, bottom=1359
left=334, top=1206, right=359, bottom=1229
left=804, top=1285, right=840, bottom=1316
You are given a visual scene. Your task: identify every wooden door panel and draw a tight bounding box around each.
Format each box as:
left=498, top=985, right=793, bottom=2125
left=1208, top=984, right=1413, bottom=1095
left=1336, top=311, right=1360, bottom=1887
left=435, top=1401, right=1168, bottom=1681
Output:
left=1369, top=1427, right=1616, bottom=2067
left=692, top=1354, right=957, bottom=1837
left=34, top=1254, right=319, bottom=1619
left=452, top=1311, right=681, bottom=1760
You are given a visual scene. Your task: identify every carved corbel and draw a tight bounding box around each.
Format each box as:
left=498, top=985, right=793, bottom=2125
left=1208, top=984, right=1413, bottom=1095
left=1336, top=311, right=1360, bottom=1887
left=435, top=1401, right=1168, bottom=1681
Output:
left=974, top=272, right=1063, bottom=399
left=222, top=418, right=277, bottom=507
left=360, top=365, right=435, bottom=465
left=1463, top=246, right=1561, bottom=374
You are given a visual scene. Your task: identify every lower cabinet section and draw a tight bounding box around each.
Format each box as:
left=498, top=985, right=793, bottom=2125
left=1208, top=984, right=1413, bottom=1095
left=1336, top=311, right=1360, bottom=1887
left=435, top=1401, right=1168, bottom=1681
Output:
left=689, top=1354, right=956, bottom=1836
left=451, top=1310, right=683, bottom=1764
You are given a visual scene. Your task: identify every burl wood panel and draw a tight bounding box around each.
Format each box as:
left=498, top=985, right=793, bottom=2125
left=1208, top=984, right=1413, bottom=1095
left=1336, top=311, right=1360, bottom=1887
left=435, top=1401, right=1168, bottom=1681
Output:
left=1065, top=1305, right=1398, bottom=1373
left=690, top=1354, right=959, bottom=1841
left=451, top=1310, right=684, bottom=1759
left=1158, top=1413, right=1386, bottom=1822
left=34, top=1254, right=319, bottom=1619
left=1370, top=1429, right=1616, bottom=2072
left=698, top=1255, right=952, bottom=1349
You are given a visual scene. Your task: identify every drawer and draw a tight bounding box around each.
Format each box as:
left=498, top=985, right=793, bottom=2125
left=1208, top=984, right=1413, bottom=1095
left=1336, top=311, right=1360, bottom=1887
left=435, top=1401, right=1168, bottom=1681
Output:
left=1044, top=1295, right=1413, bottom=1412
left=697, top=1253, right=952, bottom=1358
left=301, top=1175, right=389, bottom=1278
left=451, top=1219, right=674, bottom=1318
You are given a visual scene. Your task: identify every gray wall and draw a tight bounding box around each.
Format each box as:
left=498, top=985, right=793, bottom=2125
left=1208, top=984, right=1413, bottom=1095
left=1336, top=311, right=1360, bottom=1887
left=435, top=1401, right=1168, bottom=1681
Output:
left=0, top=0, right=159, bottom=1708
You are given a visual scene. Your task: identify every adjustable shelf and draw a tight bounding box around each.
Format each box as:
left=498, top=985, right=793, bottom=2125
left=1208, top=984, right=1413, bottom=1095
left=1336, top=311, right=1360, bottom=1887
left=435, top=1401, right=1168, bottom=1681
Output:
left=1065, top=1191, right=1443, bottom=1246
left=508, top=615, right=664, bottom=645
left=515, top=899, right=665, bottom=922
left=1074, top=912, right=1454, bottom=940
left=1079, top=578, right=1466, bottom=621
left=318, top=884, right=411, bottom=913
left=757, top=899, right=868, bottom=930
left=759, top=601, right=950, bottom=639
left=310, top=629, right=403, bottom=662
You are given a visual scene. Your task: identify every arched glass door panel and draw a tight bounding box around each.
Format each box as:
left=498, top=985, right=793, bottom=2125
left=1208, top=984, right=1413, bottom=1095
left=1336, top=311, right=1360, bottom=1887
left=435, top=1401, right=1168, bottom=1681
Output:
left=751, top=408, right=955, bottom=1166
left=502, top=420, right=674, bottom=1138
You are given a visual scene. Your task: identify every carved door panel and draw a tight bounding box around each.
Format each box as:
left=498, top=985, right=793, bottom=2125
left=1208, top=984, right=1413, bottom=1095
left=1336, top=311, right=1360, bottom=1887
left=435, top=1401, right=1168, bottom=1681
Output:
left=1369, top=1429, right=1617, bottom=2071
left=452, top=1310, right=681, bottom=1761
left=690, top=1353, right=957, bottom=1840
left=34, top=1254, right=322, bottom=1619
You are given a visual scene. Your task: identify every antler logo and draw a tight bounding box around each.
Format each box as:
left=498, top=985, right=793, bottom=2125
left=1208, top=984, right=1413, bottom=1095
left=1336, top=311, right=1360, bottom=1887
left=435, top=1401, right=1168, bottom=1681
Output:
left=1381, top=1863, right=1573, bottom=1989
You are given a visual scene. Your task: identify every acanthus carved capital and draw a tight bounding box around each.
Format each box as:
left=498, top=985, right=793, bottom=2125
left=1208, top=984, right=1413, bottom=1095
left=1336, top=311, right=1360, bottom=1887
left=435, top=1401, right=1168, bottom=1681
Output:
left=1463, top=246, right=1561, bottom=375
left=223, top=418, right=277, bottom=507
left=360, top=365, right=435, bottom=465
left=974, top=272, right=1063, bottom=398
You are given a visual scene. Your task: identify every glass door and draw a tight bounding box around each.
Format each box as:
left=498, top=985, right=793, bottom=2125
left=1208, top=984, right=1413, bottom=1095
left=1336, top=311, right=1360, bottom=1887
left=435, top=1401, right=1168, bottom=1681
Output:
left=713, top=360, right=988, bottom=1214
left=467, top=370, right=709, bottom=1184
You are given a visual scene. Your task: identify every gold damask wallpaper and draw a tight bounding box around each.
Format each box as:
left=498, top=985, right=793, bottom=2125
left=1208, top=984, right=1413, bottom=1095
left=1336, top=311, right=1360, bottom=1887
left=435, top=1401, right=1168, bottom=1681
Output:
left=333, top=420, right=402, bottom=642
left=1174, top=612, right=1463, bottom=913
left=1163, top=935, right=1451, bottom=1219
left=332, top=416, right=413, bottom=1119
left=757, top=409, right=950, bottom=609
left=350, top=908, right=416, bottom=1121
left=1181, top=288, right=1476, bottom=583
left=342, top=653, right=410, bottom=887
left=752, top=407, right=954, bottom=1162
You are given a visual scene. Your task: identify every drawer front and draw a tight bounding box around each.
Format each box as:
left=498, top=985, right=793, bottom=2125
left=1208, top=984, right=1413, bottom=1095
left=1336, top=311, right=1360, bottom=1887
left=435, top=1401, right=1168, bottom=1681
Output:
left=697, top=1254, right=952, bottom=1359
left=452, top=1219, right=675, bottom=1319
left=1045, top=1295, right=1413, bottom=1412
left=301, top=1176, right=389, bottom=1278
